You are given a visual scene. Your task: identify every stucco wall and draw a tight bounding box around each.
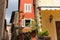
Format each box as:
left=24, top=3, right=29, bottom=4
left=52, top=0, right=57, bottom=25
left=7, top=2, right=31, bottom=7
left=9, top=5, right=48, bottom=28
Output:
left=7, top=25, right=11, bottom=40
left=19, top=0, right=35, bottom=26
left=36, top=0, right=60, bottom=6
left=0, top=0, right=7, bottom=40
left=41, top=10, right=60, bottom=40
left=20, top=0, right=35, bottom=18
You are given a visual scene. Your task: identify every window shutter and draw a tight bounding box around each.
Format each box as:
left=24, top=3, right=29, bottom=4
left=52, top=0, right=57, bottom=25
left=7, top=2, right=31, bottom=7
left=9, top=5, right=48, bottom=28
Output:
left=22, top=19, right=25, bottom=27
left=24, top=4, right=26, bottom=12
left=28, top=4, right=30, bottom=12
left=29, top=4, right=31, bottom=12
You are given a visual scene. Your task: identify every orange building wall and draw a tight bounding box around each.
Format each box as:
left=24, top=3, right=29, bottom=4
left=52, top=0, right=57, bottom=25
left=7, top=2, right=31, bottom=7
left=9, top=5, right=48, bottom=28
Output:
left=19, top=0, right=35, bottom=26
left=19, top=1, right=36, bottom=40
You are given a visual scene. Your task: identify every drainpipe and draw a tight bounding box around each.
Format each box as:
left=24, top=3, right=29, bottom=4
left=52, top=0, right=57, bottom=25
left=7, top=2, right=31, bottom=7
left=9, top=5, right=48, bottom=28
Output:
left=35, top=0, right=42, bottom=32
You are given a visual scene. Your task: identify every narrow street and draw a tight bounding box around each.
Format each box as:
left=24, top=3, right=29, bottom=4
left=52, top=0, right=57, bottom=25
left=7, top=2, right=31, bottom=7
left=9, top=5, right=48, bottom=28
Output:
left=1, top=0, right=60, bottom=40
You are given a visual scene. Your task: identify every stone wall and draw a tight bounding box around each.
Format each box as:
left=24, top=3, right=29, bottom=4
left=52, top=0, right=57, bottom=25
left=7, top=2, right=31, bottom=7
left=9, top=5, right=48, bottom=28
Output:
left=0, top=0, right=7, bottom=40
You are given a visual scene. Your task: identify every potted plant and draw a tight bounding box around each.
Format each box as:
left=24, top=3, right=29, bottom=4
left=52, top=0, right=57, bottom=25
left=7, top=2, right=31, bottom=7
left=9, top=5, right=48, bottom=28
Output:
left=38, top=30, right=51, bottom=40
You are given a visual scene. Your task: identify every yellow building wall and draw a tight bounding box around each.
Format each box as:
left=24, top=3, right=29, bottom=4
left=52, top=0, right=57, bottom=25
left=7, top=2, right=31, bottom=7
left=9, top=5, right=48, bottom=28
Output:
left=41, top=10, right=60, bottom=40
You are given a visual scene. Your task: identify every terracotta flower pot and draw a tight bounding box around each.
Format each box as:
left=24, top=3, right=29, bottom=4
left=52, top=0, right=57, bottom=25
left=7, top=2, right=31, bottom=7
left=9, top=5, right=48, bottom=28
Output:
left=22, top=27, right=32, bottom=33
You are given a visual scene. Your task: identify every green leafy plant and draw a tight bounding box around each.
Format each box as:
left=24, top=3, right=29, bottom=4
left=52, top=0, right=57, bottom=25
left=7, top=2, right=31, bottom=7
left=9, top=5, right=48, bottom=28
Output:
left=38, top=30, right=49, bottom=37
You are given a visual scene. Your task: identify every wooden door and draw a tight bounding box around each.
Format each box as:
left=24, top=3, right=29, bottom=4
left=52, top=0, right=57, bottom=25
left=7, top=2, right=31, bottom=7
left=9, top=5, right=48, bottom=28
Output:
left=56, top=21, right=60, bottom=40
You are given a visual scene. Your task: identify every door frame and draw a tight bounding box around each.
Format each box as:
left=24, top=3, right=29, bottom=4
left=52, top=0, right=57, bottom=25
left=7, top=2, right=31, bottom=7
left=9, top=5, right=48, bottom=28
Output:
left=53, top=19, right=60, bottom=40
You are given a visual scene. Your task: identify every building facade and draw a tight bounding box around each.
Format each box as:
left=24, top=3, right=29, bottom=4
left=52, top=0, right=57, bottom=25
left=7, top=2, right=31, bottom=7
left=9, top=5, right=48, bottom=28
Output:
left=0, top=0, right=8, bottom=40
left=19, top=0, right=35, bottom=27
left=36, top=0, right=60, bottom=6
left=39, top=10, right=60, bottom=40
left=7, top=25, right=11, bottom=40
left=10, top=11, right=19, bottom=40
left=37, top=0, right=60, bottom=40
left=18, top=0, right=37, bottom=40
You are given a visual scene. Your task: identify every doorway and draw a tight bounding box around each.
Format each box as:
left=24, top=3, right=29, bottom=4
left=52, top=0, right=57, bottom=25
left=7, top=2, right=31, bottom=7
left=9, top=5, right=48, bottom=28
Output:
left=56, top=21, right=60, bottom=40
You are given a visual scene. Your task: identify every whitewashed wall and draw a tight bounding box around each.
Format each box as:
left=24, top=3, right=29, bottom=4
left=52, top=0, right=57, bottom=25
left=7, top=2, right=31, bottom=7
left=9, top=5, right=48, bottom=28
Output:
left=35, top=0, right=42, bottom=31
left=36, top=0, right=60, bottom=6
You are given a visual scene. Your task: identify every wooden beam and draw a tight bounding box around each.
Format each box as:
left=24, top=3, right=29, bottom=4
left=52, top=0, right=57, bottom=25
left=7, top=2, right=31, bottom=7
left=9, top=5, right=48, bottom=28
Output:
left=38, top=6, right=60, bottom=8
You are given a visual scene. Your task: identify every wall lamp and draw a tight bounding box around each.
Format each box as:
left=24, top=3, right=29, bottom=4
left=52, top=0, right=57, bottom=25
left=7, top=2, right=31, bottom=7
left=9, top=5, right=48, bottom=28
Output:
left=49, top=15, right=53, bottom=23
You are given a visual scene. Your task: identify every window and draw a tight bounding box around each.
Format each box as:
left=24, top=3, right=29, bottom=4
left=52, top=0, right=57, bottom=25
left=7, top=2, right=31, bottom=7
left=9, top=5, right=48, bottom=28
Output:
left=24, top=4, right=32, bottom=12
left=22, top=19, right=33, bottom=27
left=25, top=20, right=30, bottom=27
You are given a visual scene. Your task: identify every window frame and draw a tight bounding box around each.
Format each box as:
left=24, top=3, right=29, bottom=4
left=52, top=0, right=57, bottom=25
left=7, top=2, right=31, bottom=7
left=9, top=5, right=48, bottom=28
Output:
left=24, top=4, right=32, bottom=13
left=22, top=18, right=33, bottom=27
